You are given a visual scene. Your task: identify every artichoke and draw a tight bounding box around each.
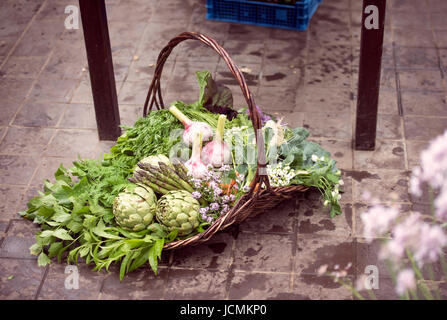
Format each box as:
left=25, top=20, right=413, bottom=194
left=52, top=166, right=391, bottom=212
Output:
left=156, top=190, right=201, bottom=236
left=113, top=184, right=157, bottom=232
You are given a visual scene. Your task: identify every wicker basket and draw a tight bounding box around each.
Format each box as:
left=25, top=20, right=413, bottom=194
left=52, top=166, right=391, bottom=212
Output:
left=143, top=32, right=308, bottom=250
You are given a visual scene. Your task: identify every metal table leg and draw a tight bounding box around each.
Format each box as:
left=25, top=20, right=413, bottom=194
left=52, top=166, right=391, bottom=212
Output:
left=79, top=0, right=121, bottom=141
left=354, top=0, right=387, bottom=150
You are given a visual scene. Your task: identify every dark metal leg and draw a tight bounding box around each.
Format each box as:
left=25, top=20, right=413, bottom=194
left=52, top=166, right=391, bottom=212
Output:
left=79, top=0, right=121, bottom=141
left=354, top=0, right=387, bottom=150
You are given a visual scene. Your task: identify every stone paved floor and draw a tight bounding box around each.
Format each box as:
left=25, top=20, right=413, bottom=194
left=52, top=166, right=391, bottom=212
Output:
left=0, top=0, right=446, bottom=300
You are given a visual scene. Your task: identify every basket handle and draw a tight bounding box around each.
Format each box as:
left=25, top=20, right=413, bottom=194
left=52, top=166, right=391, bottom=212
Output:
left=142, top=32, right=270, bottom=194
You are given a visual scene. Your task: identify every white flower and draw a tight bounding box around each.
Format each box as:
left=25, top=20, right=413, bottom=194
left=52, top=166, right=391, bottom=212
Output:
left=311, top=154, right=319, bottom=162
left=338, top=179, right=344, bottom=186
left=396, top=269, right=416, bottom=296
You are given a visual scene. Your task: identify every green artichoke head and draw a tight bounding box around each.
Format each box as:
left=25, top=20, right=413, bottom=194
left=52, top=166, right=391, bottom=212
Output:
left=156, top=190, right=200, bottom=236
left=113, top=184, right=157, bottom=232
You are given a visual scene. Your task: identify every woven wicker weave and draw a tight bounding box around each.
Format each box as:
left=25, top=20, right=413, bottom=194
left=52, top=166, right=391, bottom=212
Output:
left=143, top=32, right=308, bottom=250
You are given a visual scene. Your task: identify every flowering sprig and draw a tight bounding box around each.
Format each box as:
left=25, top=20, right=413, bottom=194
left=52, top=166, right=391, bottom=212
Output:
left=188, top=165, right=236, bottom=224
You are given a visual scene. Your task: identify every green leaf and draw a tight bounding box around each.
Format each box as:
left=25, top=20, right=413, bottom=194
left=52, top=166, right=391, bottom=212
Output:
left=92, top=226, right=122, bottom=240
left=36, top=206, right=55, bottom=219
left=153, top=238, right=164, bottom=259
left=54, top=164, right=73, bottom=184
left=38, top=252, right=51, bottom=267
left=79, top=246, right=90, bottom=258
left=53, top=229, right=73, bottom=241
left=39, top=230, right=54, bottom=238
left=166, top=230, right=178, bottom=242
left=128, top=247, right=151, bottom=272
left=48, top=242, right=64, bottom=258
left=67, top=220, right=83, bottom=233
left=51, top=211, right=71, bottom=224
left=119, top=252, right=133, bottom=281
left=83, top=215, right=99, bottom=229
left=148, top=239, right=164, bottom=275
left=29, top=243, right=42, bottom=256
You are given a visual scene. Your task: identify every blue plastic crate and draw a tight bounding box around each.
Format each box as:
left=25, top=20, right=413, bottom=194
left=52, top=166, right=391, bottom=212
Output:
left=206, top=0, right=322, bottom=31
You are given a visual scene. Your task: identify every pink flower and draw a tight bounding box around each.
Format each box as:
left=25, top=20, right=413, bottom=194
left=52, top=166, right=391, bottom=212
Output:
left=380, top=213, right=422, bottom=262
left=435, top=185, right=447, bottom=221
left=396, top=269, right=416, bottom=296
left=414, top=224, right=447, bottom=266
left=361, top=205, right=399, bottom=241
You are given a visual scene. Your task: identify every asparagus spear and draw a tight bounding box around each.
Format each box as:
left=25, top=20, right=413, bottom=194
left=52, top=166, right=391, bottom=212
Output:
left=158, top=162, right=194, bottom=192
left=128, top=177, right=170, bottom=195
left=140, top=163, right=185, bottom=190
left=135, top=170, right=178, bottom=192
left=173, top=162, right=190, bottom=182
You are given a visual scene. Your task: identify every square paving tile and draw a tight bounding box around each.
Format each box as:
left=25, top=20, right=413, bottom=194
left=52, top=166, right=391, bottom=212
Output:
left=377, top=90, right=399, bottom=115
left=401, top=91, right=447, bottom=116
left=0, top=99, right=22, bottom=126
left=393, top=28, right=436, bottom=48
left=29, top=77, right=78, bottom=103
left=256, top=86, right=297, bottom=112
left=0, top=220, right=39, bottom=259
left=405, top=140, right=428, bottom=168
left=352, top=169, right=410, bottom=203
left=232, top=232, right=293, bottom=273
left=303, top=112, right=352, bottom=140
left=171, top=232, right=234, bottom=270
left=292, top=274, right=353, bottom=300
left=119, top=105, right=142, bottom=126
left=13, top=101, right=67, bottom=127
left=37, top=263, right=106, bottom=300
left=0, top=127, right=55, bottom=156
left=296, top=199, right=352, bottom=237
left=264, top=39, right=306, bottom=65
left=294, top=235, right=355, bottom=276
left=395, top=47, right=439, bottom=69
left=12, top=19, right=63, bottom=57
left=241, top=198, right=299, bottom=234
left=164, top=269, right=228, bottom=300
left=0, top=258, right=46, bottom=299
left=0, top=56, right=47, bottom=78
left=0, top=155, right=38, bottom=185
left=296, top=86, right=351, bottom=114
left=306, top=63, right=351, bottom=89
left=228, top=271, right=292, bottom=300
left=354, top=140, right=406, bottom=170
left=0, top=78, right=34, bottom=102
left=392, top=11, right=431, bottom=30
left=404, top=115, right=447, bottom=140
left=43, top=129, right=100, bottom=158
left=100, top=266, right=168, bottom=300
left=392, top=0, right=429, bottom=12
left=0, top=185, right=26, bottom=221
left=376, top=114, right=403, bottom=140
left=58, top=103, right=97, bottom=129
left=398, top=69, right=444, bottom=91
